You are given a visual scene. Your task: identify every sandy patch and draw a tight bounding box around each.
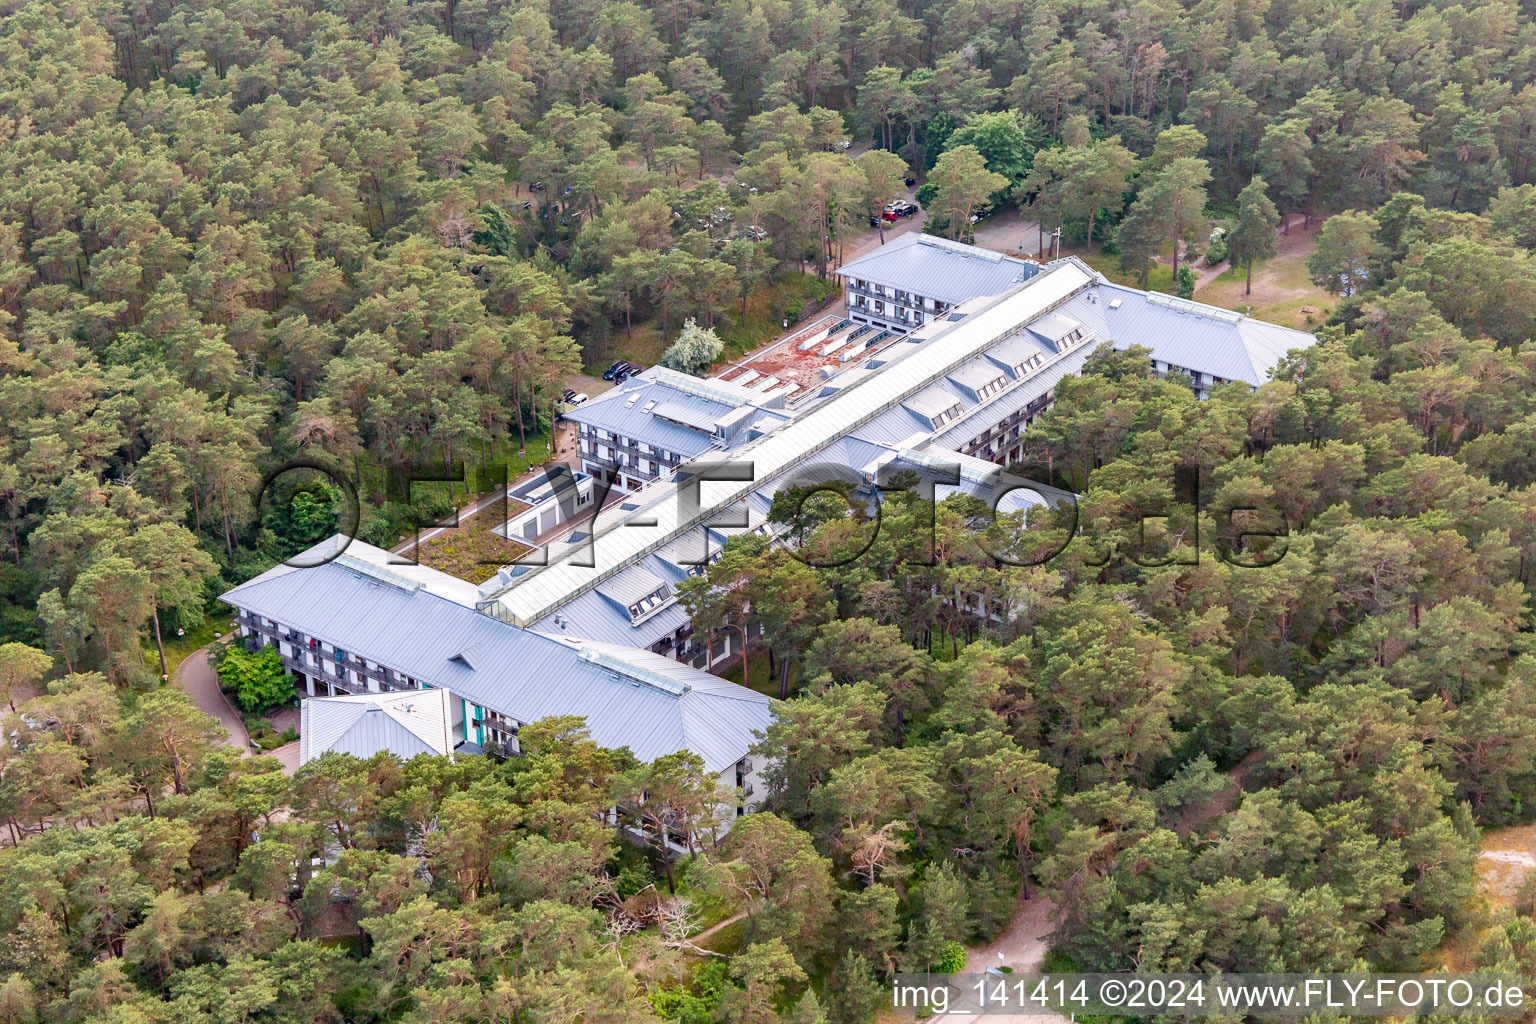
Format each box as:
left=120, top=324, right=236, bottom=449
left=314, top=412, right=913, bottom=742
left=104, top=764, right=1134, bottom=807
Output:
left=1477, top=824, right=1536, bottom=909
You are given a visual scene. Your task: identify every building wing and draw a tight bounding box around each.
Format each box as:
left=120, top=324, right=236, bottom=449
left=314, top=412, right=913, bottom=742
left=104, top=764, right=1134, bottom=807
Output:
left=223, top=546, right=773, bottom=773
left=836, top=232, right=1042, bottom=302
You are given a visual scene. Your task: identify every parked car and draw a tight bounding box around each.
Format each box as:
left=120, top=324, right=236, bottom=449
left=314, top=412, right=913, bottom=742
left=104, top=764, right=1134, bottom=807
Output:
left=903, top=176, right=917, bottom=187
left=891, top=200, right=918, bottom=217
left=570, top=393, right=590, bottom=405
left=528, top=181, right=545, bottom=191
left=969, top=203, right=994, bottom=224
left=868, top=215, right=882, bottom=227
left=562, top=389, right=577, bottom=402
left=881, top=205, right=900, bottom=222
left=601, top=360, right=627, bottom=381
left=615, top=361, right=643, bottom=381
left=746, top=225, right=767, bottom=241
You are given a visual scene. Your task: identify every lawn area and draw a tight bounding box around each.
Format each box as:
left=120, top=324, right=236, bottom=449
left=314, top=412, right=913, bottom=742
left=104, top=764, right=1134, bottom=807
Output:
left=1196, top=221, right=1336, bottom=331
left=714, top=643, right=803, bottom=699
left=585, top=272, right=840, bottom=372
left=1066, top=245, right=1179, bottom=293
left=146, top=614, right=227, bottom=680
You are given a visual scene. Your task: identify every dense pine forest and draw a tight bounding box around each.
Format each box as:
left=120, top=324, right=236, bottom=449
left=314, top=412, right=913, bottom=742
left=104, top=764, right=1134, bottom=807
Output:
left=6, top=0, right=1536, bottom=1019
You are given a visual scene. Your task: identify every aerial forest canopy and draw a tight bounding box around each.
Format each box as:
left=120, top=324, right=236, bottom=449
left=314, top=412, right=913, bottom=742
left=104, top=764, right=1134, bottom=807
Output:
left=6, top=0, right=1536, bottom=1019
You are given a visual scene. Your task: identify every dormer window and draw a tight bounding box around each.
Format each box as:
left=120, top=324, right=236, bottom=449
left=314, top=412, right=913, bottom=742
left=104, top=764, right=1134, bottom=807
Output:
left=625, top=585, right=669, bottom=622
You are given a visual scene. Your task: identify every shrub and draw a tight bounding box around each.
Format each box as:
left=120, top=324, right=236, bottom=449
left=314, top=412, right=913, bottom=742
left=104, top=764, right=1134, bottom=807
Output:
left=215, top=644, right=292, bottom=715
left=933, top=940, right=968, bottom=973
left=659, top=318, right=724, bottom=375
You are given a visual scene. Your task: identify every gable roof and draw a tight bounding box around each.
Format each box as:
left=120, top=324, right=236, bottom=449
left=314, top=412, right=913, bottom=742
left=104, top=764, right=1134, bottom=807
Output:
left=835, top=233, right=1042, bottom=302
left=1046, top=277, right=1314, bottom=386
left=299, top=688, right=454, bottom=764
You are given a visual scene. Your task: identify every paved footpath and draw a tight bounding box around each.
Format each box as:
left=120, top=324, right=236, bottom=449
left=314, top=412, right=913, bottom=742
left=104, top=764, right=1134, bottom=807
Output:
left=176, top=647, right=251, bottom=756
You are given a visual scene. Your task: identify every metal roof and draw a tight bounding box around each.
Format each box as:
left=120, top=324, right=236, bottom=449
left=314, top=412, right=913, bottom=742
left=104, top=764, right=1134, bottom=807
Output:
left=299, top=688, right=454, bottom=764
left=947, top=360, right=1009, bottom=394
left=1056, top=280, right=1314, bottom=387
left=650, top=401, right=719, bottom=433
left=925, top=350, right=1090, bottom=450
left=535, top=583, right=692, bottom=647
left=477, top=261, right=1097, bottom=626
left=1027, top=311, right=1086, bottom=347
left=596, top=565, right=671, bottom=609
left=983, top=333, right=1050, bottom=373
left=904, top=389, right=961, bottom=421
left=565, top=372, right=793, bottom=458
left=836, top=233, right=1043, bottom=302
left=222, top=550, right=773, bottom=772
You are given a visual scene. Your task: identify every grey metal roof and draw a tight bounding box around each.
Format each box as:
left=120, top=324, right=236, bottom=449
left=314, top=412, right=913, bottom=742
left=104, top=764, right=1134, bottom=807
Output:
left=300, top=688, right=454, bottom=764
left=904, top=389, right=961, bottom=421
left=564, top=369, right=793, bottom=460
left=596, top=566, right=670, bottom=609
left=650, top=401, right=719, bottom=433
left=534, top=583, right=692, bottom=648
left=1027, top=311, right=1086, bottom=348
left=983, top=333, right=1051, bottom=373
left=926, top=353, right=1086, bottom=449
left=836, top=233, right=1043, bottom=303
left=1054, top=281, right=1314, bottom=387
left=239, top=537, right=486, bottom=608
left=947, top=360, right=1009, bottom=394
left=222, top=549, right=772, bottom=772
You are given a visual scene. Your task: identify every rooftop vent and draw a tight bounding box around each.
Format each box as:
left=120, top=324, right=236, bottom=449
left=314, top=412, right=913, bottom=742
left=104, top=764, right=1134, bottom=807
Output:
left=1108, top=298, right=1123, bottom=309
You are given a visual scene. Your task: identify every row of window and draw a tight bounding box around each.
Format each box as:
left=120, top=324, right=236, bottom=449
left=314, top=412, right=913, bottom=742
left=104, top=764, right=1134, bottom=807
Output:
left=581, top=426, right=685, bottom=460
left=850, top=280, right=946, bottom=313
left=244, top=615, right=428, bottom=693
